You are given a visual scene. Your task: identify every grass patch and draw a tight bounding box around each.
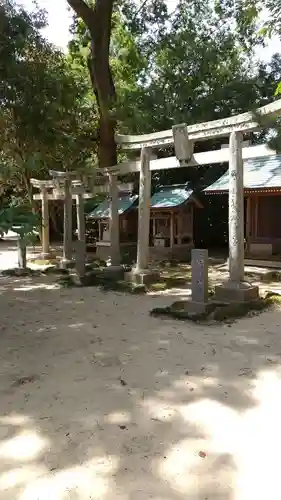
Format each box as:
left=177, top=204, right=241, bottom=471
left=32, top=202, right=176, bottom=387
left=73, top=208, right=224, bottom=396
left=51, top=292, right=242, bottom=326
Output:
left=149, top=282, right=169, bottom=292
left=57, top=270, right=147, bottom=294
left=147, top=265, right=192, bottom=292
left=150, top=292, right=281, bottom=323
left=100, top=280, right=146, bottom=294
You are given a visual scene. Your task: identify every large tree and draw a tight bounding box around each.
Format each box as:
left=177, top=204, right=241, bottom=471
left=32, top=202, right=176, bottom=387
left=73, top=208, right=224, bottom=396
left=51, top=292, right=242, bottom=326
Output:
left=66, top=0, right=117, bottom=168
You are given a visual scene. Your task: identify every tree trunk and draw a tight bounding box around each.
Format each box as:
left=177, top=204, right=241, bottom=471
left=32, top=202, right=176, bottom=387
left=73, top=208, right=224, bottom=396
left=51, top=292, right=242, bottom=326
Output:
left=66, top=0, right=117, bottom=168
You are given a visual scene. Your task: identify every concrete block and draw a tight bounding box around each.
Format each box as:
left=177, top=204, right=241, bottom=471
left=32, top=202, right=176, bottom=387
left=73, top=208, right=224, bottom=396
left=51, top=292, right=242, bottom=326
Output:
left=125, top=269, right=160, bottom=286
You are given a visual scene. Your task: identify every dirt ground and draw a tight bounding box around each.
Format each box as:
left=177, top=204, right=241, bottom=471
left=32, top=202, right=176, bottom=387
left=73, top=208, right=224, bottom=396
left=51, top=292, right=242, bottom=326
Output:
left=0, top=274, right=281, bottom=500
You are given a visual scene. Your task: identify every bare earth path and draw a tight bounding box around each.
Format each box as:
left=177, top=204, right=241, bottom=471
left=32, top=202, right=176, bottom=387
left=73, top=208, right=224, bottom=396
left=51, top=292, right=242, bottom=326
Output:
left=0, top=276, right=281, bottom=499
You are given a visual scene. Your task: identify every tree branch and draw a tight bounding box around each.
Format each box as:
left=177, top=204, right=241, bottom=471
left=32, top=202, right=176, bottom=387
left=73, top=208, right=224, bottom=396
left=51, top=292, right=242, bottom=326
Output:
left=132, top=0, right=150, bottom=20
left=66, top=0, right=95, bottom=26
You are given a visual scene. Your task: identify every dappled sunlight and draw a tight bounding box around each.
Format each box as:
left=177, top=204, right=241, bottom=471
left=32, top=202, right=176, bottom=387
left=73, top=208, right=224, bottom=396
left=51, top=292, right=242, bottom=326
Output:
left=1, top=272, right=281, bottom=498
left=106, top=411, right=132, bottom=425
left=68, top=323, right=86, bottom=329
left=0, top=431, right=49, bottom=461
left=12, top=283, right=59, bottom=292
left=0, top=411, right=119, bottom=500
left=0, top=465, right=47, bottom=492
left=142, top=398, right=180, bottom=422
left=19, top=456, right=119, bottom=500
left=156, top=368, right=281, bottom=499
left=148, top=288, right=192, bottom=297
left=0, top=415, right=31, bottom=427
left=156, top=437, right=234, bottom=497
left=180, top=399, right=239, bottom=453
left=151, top=372, right=221, bottom=403
left=233, top=335, right=259, bottom=345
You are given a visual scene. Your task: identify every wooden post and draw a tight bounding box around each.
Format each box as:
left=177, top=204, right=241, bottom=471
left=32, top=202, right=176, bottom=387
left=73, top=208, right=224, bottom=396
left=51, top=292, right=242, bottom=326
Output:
left=76, top=193, right=85, bottom=243
left=109, top=174, right=120, bottom=266
left=228, top=131, right=244, bottom=282
left=170, top=213, right=173, bottom=248
left=136, top=147, right=151, bottom=272
left=254, top=196, right=258, bottom=238
left=246, top=196, right=251, bottom=251
left=41, top=187, right=50, bottom=256
left=63, top=177, right=73, bottom=264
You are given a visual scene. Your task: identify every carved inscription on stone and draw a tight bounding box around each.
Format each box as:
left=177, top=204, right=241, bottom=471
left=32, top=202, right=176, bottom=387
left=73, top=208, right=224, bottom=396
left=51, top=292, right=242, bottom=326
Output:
left=191, top=249, right=208, bottom=303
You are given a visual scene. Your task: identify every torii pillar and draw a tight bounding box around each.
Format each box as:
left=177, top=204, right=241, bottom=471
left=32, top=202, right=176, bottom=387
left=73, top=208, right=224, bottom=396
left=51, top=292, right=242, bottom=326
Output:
left=30, top=178, right=53, bottom=258
left=215, top=131, right=259, bottom=301
left=108, top=173, right=121, bottom=266
left=50, top=170, right=76, bottom=266
left=129, top=147, right=160, bottom=285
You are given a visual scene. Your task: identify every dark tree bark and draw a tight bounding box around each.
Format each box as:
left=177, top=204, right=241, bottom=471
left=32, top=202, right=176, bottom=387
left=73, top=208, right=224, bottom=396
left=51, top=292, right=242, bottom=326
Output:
left=66, top=0, right=117, bottom=168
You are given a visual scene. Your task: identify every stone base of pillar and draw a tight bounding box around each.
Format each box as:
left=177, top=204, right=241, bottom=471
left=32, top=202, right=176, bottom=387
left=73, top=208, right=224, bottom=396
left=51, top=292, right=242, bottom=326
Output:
left=171, top=299, right=215, bottom=319
left=126, top=269, right=160, bottom=286
left=60, top=258, right=74, bottom=270
left=185, top=300, right=211, bottom=315
left=214, top=280, right=259, bottom=303
left=36, top=252, right=54, bottom=261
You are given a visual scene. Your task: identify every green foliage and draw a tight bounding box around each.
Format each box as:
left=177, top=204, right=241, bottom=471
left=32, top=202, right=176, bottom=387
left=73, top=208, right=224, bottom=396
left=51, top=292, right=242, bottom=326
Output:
left=117, top=1, right=277, bottom=133
left=0, top=206, right=40, bottom=244
left=68, top=7, right=146, bottom=127
left=0, top=0, right=96, bottom=204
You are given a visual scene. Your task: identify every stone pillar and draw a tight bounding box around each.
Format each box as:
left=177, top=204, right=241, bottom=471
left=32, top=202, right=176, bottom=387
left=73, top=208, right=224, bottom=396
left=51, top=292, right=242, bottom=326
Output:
left=188, top=248, right=209, bottom=313
left=62, top=177, right=73, bottom=265
left=228, top=131, right=244, bottom=282
left=136, top=147, right=151, bottom=272
left=129, top=147, right=160, bottom=285
left=76, top=193, right=85, bottom=243
left=41, top=187, right=50, bottom=257
left=109, top=174, right=120, bottom=266
left=214, top=131, right=259, bottom=302
left=191, top=249, right=209, bottom=303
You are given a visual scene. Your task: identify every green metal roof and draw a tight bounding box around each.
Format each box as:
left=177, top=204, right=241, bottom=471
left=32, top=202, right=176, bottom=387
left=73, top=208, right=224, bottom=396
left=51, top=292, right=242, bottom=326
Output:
left=87, top=195, right=138, bottom=219
left=204, top=153, right=281, bottom=193
left=150, top=185, right=193, bottom=208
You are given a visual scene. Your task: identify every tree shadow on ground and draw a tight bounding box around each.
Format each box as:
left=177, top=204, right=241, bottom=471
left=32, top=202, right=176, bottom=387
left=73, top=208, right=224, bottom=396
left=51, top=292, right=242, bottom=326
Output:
left=0, top=280, right=280, bottom=499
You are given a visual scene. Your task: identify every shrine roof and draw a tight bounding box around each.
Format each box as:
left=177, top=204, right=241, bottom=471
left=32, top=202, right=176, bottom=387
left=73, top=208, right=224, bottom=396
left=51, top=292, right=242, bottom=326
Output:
left=204, top=153, right=281, bottom=193
left=87, top=195, right=138, bottom=219
left=150, top=185, right=194, bottom=209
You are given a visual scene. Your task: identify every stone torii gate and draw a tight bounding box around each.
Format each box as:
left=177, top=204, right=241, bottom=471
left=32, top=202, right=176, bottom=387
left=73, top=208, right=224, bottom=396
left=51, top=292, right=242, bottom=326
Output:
left=101, top=98, right=281, bottom=300
left=31, top=174, right=92, bottom=264
left=31, top=172, right=132, bottom=267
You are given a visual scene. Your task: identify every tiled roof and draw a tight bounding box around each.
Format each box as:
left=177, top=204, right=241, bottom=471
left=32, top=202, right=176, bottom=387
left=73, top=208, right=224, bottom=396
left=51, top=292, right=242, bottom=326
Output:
left=87, top=195, right=138, bottom=218
left=204, top=153, right=281, bottom=192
